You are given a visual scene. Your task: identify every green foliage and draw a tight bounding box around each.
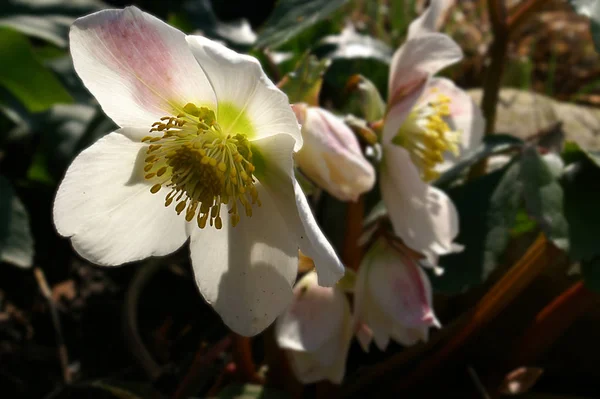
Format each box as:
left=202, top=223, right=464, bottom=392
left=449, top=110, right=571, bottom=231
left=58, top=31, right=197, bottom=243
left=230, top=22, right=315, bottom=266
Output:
left=0, top=176, right=34, bottom=268
left=433, top=164, right=521, bottom=293
left=256, top=0, right=349, bottom=49
left=520, top=147, right=569, bottom=250
left=0, top=0, right=105, bottom=48
left=278, top=53, right=330, bottom=105
left=0, top=27, right=72, bottom=112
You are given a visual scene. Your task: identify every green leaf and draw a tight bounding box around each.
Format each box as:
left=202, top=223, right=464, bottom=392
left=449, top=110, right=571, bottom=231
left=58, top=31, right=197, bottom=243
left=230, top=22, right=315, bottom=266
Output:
left=0, top=0, right=106, bottom=48
left=564, top=157, right=600, bottom=262
left=256, top=0, right=349, bottom=49
left=581, top=256, right=600, bottom=293
left=278, top=53, right=330, bottom=105
left=319, top=25, right=393, bottom=65
left=0, top=27, right=72, bottom=112
left=434, top=164, right=522, bottom=293
left=520, top=147, right=569, bottom=250
left=568, top=0, right=600, bottom=52
left=168, top=0, right=256, bottom=50
left=0, top=176, right=34, bottom=268
left=562, top=140, right=600, bottom=168
left=342, top=75, right=386, bottom=122
left=435, top=134, right=524, bottom=188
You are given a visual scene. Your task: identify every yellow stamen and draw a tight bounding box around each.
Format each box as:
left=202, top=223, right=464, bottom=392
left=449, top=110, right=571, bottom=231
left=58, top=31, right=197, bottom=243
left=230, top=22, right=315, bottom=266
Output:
left=142, top=103, right=260, bottom=229
left=392, top=93, right=461, bottom=182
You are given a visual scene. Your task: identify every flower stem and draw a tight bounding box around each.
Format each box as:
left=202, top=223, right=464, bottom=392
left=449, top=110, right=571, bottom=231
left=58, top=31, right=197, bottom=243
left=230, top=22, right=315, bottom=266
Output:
left=232, top=334, right=263, bottom=384
left=342, top=196, right=365, bottom=271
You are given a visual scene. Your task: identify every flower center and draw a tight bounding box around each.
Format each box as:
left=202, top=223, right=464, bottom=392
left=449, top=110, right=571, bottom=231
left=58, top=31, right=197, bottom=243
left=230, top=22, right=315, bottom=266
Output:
left=142, top=103, right=260, bottom=229
left=391, top=93, right=460, bottom=182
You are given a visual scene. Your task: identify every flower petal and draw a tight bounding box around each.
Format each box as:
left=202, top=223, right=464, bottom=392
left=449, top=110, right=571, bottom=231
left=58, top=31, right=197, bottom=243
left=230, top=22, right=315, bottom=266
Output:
left=382, top=86, right=424, bottom=145
left=367, top=242, right=439, bottom=331
left=188, top=182, right=297, bottom=337
left=407, top=0, right=455, bottom=39
left=276, top=272, right=345, bottom=352
left=297, top=106, right=375, bottom=201
left=253, top=134, right=345, bottom=286
left=53, top=132, right=188, bottom=265
left=388, top=33, right=462, bottom=110
left=284, top=302, right=353, bottom=384
left=422, top=78, right=485, bottom=170
left=185, top=36, right=302, bottom=151
left=381, top=144, right=459, bottom=257
left=70, top=7, right=216, bottom=133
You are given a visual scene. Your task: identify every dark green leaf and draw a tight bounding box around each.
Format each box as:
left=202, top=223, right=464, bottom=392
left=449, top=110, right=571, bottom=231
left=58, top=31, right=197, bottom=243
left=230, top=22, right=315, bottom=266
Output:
left=0, top=27, right=72, bottom=112
left=0, top=176, right=34, bottom=268
left=562, top=140, right=600, bottom=168
left=435, top=134, right=524, bottom=188
left=256, top=0, right=349, bottom=49
left=169, top=0, right=256, bottom=50
left=564, top=158, right=600, bottom=261
left=520, top=147, right=569, bottom=250
left=0, top=0, right=106, bottom=47
left=581, top=256, right=600, bottom=293
left=434, top=163, right=522, bottom=293
left=341, top=74, right=386, bottom=121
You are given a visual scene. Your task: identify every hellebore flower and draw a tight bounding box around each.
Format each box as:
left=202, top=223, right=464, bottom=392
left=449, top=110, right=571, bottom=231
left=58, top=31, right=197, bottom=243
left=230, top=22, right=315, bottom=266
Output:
left=292, top=104, right=375, bottom=202
left=381, top=0, right=484, bottom=259
left=53, top=7, right=344, bottom=336
left=276, top=271, right=353, bottom=384
left=353, top=239, right=440, bottom=351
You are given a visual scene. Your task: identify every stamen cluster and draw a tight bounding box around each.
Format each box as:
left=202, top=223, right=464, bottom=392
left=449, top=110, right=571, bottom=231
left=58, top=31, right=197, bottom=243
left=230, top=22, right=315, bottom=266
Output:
left=142, top=103, right=260, bottom=229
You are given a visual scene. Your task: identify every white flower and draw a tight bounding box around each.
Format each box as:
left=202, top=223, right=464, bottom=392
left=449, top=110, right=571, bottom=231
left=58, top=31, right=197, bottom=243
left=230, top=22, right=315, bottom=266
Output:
left=353, top=239, right=440, bottom=351
left=292, top=104, right=375, bottom=202
left=276, top=271, right=352, bottom=384
left=381, top=0, right=484, bottom=260
left=53, top=7, right=344, bottom=336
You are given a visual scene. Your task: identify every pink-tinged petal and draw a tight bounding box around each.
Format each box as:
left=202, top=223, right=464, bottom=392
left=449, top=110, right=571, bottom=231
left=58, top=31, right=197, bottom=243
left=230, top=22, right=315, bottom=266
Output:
left=295, top=106, right=375, bottom=201
left=53, top=132, right=188, bottom=265
left=188, top=181, right=298, bottom=337
left=353, top=243, right=393, bottom=352
left=186, top=36, right=302, bottom=151
left=381, top=144, right=459, bottom=257
left=367, top=241, right=439, bottom=330
left=391, top=324, right=430, bottom=346
left=388, top=33, right=462, bottom=110
left=408, top=0, right=455, bottom=39
left=382, top=86, right=424, bottom=145
left=70, top=7, right=216, bottom=133
left=253, top=134, right=345, bottom=287
left=276, top=272, right=345, bottom=352
left=421, top=78, right=485, bottom=170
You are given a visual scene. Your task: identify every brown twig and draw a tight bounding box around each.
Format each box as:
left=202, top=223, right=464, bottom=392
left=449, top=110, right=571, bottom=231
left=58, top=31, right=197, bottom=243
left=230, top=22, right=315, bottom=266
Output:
left=34, top=267, right=72, bottom=384
left=486, top=281, right=599, bottom=397
left=232, top=334, right=263, bottom=384
left=342, top=196, right=365, bottom=271
left=171, top=335, right=233, bottom=399
left=507, top=0, right=547, bottom=35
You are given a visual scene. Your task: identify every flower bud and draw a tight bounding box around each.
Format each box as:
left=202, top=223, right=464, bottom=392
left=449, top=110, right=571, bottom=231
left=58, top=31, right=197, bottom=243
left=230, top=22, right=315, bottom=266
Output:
left=276, top=271, right=352, bottom=384
left=293, top=104, right=375, bottom=202
left=353, top=239, right=440, bottom=351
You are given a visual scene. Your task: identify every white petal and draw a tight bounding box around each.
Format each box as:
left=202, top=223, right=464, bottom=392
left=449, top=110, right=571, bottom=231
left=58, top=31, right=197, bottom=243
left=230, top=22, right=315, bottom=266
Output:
left=253, top=134, right=345, bottom=286
left=297, top=107, right=375, bottom=201
left=185, top=36, right=302, bottom=151
left=422, top=78, right=485, bottom=171
left=353, top=243, right=393, bottom=352
left=188, top=182, right=297, bottom=337
left=276, top=271, right=344, bottom=352
left=407, top=0, right=455, bottom=38
left=282, top=285, right=353, bottom=384
left=70, top=7, right=216, bottom=133
left=382, top=86, right=424, bottom=145
left=53, top=132, right=188, bottom=265
left=388, top=33, right=462, bottom=110
left=381, top=145, right=459, bottom=257
left=368, top=242, right=439, bottom=330
left=391, top=324, right=429, bottom=346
